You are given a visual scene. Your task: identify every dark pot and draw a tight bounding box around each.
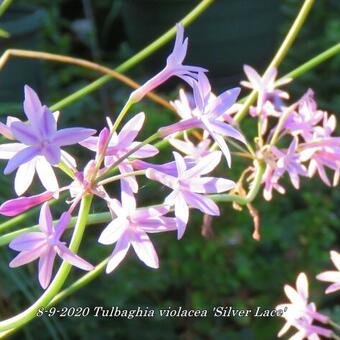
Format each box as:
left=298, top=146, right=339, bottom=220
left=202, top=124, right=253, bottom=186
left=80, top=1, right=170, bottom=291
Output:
left=0, top=5, right=46, bottom=109
left=121, top=0, right=282, bottom=89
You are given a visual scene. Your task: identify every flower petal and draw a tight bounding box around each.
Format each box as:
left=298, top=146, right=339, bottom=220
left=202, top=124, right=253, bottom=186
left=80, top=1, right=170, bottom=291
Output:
left=98, top=218, right=128, bottom=245
left=9, top=232, right=46, bottom=251
left=56, top=243, right=94, bottom=271
left=4, top=146, right=39, bottom=174
left=23, top=85, right=43, bottom=125
left=52, top=128, right=96, bottom=146
left=106, top=233, right=131, bottom=273
left=11, top=121, right=40, bottom=145
left=41, top=145, right=61, bottom=165
left=187, top=177, right=235, bottom=194
left=0, top=143, right=25, bottom=159
left=39, top=202, right=53, bottom=234
left=118, top=112, right=145, bottom=145
left=131, top=230, right=159, bottom=268
left=38, top=248, right=57, bottom=289
left=36, top=157, right=59, bottom=193
left=15, top=159, right=36, bottom=196
left=183, top=191, right=220, bottom=216
left=174, top=193, right=189, bottom=239
left=9, top=244, right=48, bottom=268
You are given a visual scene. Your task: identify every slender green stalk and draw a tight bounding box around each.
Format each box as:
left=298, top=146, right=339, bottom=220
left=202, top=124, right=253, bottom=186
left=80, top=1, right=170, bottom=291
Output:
left=234, top=0, right=315, bottom=123
left=281, top=42, right=340, bottom=80
left=98, top=170, right=146, bottom=186
left=210, top=160, right=265, bottom=205
left=0, top=195, right=93, bottom=332
left=0, top=211, right=110, bottom=247
left=330, top=320, right=340, bottom=332
left=49, top=0, right=214, bottom=112
left=0, top=0, right=13, bottom=17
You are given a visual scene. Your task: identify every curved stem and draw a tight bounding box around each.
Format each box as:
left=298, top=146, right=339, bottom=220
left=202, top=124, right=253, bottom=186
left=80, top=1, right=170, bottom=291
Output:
left=0, top=195, right=93, bottom=332
left=49, top=0, right=215, bottom=112
left=234, top=0, right=315, bottom=123
left=0, top=49, right=173, bottom=111
left=209, top=160, right=265, bottom=205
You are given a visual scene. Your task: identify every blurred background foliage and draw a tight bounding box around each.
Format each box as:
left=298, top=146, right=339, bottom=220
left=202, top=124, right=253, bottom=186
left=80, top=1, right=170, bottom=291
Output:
left=0, top=1, right=339, bottom=339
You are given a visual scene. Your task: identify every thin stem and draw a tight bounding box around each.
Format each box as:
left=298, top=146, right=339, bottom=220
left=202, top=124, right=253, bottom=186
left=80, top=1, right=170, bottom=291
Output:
left=0, top=212, right=110, bottom=247
left=269, top=103, right=298, bottom=146
left=97, top=170, right=146, bottom=186
left=330, top=320, right=340, bottom=332
left=0, top=0, right=13, bottom=17
left=209, top=160, right=265, bottom=205
left=234, top=0, right=315, bottom=123
left=0, top=49, right=173, bottom=111
left=0, top=195, right=93, bottom=332
left=49, top=0, right=215, bottom=112
left=281, top=42, right=340, bottom=81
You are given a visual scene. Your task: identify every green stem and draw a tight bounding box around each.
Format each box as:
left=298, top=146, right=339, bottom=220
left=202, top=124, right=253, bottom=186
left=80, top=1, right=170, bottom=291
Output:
left=98, top=170, right=146, bottom=186
left=0, top=0, right=13, bottom=17
left=0, top=195, right=93, bottom=332
left=0, top=211, right=110, bottom=247
left=234, top=0, right=315, bottom=123
left=281, top=42, right=340, bottom=80
left=330, top=320, right=340, bottom=332
left=49, top=0, right=214, bottom=112
left=209, top=160, right=265, bottom=205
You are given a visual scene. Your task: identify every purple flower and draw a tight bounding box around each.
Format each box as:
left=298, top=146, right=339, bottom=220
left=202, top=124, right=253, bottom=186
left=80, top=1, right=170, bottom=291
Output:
left=284, top=90, right=324, bottom=141
left=98, top=183, right=177, bottom=273
left=241, top=65, right=290, bottom=113
left=316, top=250, right=340, bottom=294
left=159, top=72, right=245, bottom=166
left=273, top=138, right=307, bottom=190
left=80, top=112, right=158, bottom=192
left=0, top=86, right=95, bottom=195
left=0, top=191, right=53, bottom=216
left=9, top=203, right=94, bottom=289
left=276, top=273, right=332, bottom=339
left=130, top=24, right=206, bottom=103
left=146, top=151, right=235, bottom=239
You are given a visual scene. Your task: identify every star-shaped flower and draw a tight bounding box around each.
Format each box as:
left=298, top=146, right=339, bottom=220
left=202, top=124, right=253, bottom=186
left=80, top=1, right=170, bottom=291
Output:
left=146, top=151, right=235, bottom=239
left=317, top=250, right=340, bottom=294
left=9, top=203, right=94, bottom=289
left=98, top=183, right=177, bottom=273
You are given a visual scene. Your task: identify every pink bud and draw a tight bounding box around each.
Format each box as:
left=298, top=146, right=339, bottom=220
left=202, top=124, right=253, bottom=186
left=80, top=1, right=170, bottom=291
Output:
left=97, top=127, right=110, bottom=159
left=0, top=191, right=53, bottom=216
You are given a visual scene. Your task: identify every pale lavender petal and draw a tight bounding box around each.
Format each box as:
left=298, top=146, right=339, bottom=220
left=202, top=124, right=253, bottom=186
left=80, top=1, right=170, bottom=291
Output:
left=138, top=217, right=177, bottom=233
left=57, top=243, right=94, bottom=271
left=121, top=178, right=137, bottom=214
left=317, top=271, right=340, bottom=283
left=106, top=233, right=131, bottom=273
left=130, top=143, right=159, bottom=159
left=118, top=112, right=145, bottom=145
left=108, top=198, right=125, bottom=218
left=38, top=107, right=57, bottom=138
left=9, top=232, right=46, bottom=251
left=173, top=151, right=187, bottom=177
left=167, top=23, right=186, bottom=65
left=39, top=202, right=53, bottom=234
left=36, top=158, right=59, bottom=193
left=325, top=282, right=340, bottom=294
left=15, top=160, right=36, bottom=196
left=119, top=162, right=138, bottom=193
left=41, top=144, right=61, bottom=165
left=146, top=168, right=176, bottom=189
left=11, top=121, right=40, bottom=145
left=54, top=212, right=71, bottom=240
left=9, top=244, right=48, bottom=268
left=182, top=191, right=220, bottom=216
left=0, top=191, right=53, bottom=216
left=209, top=87, right=240, bottom=117
left=0, top=143, right=25, bottom=159
left=243, top=65, right=263, bottom=91
left=131, top=230, right=159, bottom=268
left=4, top=146, right=40, bottom=174
left=296, top=272, right=309, bottom=300
left=0, top=121, right=15, bottom=139
left=187, top=177, right=235, bottom=194
left=158, top=118, right=201, bottom=137
left=23, top=85, right=43, bottom=125
left=183, top=151, right=221, bottom=178
left=175, top=193, right=189, bottom=239
left=98, top=218, right=128, bottom=245
left=133, top=205, right=169, bottom=219
left=207, top=120, right=246, bottom=143
left=52, top=128, right=96, bottom=146
left=38, top=248, right=57, bottom=289
left=78, top=137, right=98, bottom=151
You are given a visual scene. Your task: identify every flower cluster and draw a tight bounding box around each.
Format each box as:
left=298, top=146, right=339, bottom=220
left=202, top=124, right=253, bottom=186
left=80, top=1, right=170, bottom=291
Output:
left=0, top=25, right=245, bottom=289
